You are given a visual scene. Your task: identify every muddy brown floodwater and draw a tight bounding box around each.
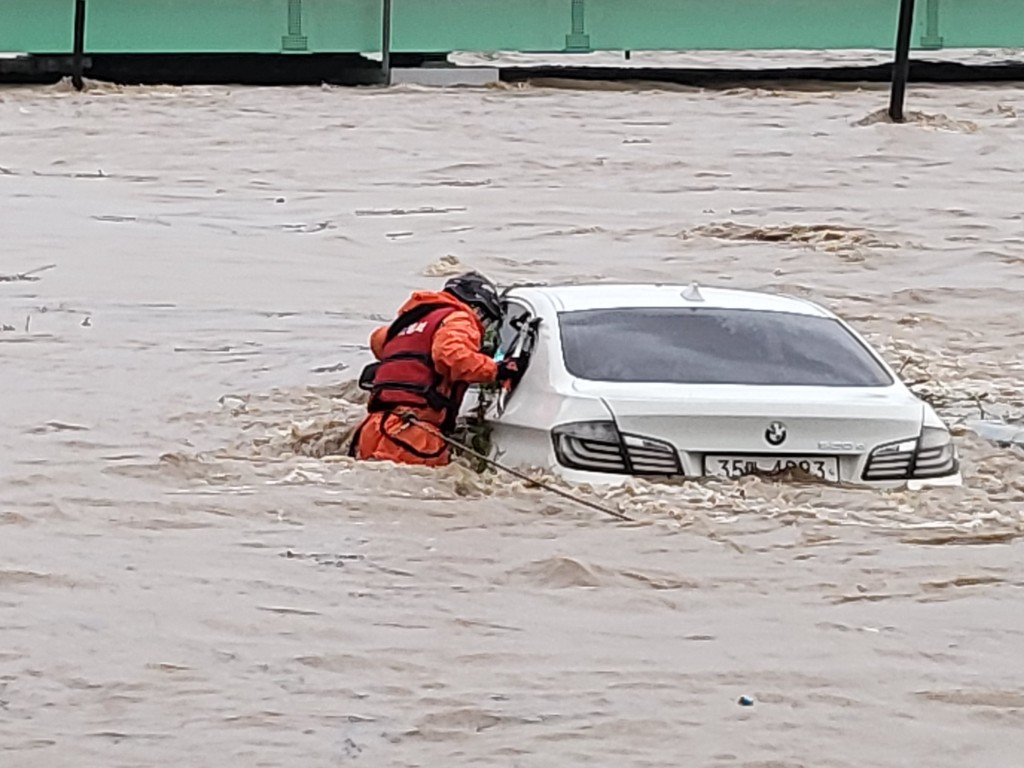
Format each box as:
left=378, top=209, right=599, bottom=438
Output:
left=2, top=55, right=1024, bottom=767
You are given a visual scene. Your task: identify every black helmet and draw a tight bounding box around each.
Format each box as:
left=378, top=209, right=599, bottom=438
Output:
left=443, top=271, right=503, bottom=325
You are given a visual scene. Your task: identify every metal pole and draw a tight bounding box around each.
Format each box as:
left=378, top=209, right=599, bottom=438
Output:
left=381, top=0, right=393, bottom=86
left=72, top=0, right=87, bottom=91
left=888, top=0, right=916, bottom=122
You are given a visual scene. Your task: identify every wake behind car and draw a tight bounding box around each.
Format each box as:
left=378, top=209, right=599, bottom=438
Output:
left=470, top=282, right=961, bottom=490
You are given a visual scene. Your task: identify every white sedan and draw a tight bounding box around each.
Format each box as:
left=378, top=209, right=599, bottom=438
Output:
left=468, top=282, right=961, bottom=490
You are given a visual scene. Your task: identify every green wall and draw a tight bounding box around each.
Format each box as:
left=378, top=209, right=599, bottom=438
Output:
left=1, top=0, right=1022, bottom=55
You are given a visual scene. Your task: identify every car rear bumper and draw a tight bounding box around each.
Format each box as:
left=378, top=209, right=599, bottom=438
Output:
left=544, top=464, right=963, bottom=491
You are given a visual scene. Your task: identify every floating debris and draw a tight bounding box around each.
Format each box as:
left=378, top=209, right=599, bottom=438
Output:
left=311, top=361, right=349, bottom=374
left=422, top=254, right=464, bottom=277
left=92, top=215, right=138, bottom=223
left=963, top=419, right=1024, bottom=448
left=0, top=264, right=56, bottom=283
left=281, top=221, right=334, bottom=234
left=680, top=222, right=898, bottom=255
left=872, top=335, right=1024, bottom=424
left=356, top=206, right=466, bottom=217
left=31, top=169, right=109, bottom=179
left=28, top=421, right=91, bottom=434
left=282, top=550, right=364, bottom=567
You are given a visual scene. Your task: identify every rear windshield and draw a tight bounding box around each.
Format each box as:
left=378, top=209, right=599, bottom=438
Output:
left=558, top=307, right=893, bottom=387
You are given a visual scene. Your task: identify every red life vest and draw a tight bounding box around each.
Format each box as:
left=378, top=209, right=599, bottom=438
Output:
left=367, top=303, right=470, bottom=432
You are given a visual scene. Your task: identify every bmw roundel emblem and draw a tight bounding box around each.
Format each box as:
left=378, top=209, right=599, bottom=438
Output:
left=765, top=421, right=787, bottom=446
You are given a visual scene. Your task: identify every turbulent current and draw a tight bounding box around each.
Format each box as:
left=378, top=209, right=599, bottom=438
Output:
left=2, top=54, right=1024, bottom=766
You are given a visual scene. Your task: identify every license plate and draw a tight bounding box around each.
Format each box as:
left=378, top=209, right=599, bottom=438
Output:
left=704, top=455, right=839, bottom=482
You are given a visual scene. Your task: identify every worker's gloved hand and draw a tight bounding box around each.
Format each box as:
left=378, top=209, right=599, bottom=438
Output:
left=496, top=358, right=524, bottom=386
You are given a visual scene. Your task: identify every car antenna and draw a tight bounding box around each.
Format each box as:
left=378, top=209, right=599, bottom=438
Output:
left=681, top=282, right=704, bottom=302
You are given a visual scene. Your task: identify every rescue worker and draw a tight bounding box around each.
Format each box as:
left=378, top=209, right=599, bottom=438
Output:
left=351, top=271, right=523, bottom=467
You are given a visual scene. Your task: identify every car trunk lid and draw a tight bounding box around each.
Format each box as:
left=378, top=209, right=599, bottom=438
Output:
left=573, top=382, right=922, bottom=454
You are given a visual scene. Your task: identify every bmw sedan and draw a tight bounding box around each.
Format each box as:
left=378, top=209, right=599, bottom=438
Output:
left=472, top=283, right=962, bottom=490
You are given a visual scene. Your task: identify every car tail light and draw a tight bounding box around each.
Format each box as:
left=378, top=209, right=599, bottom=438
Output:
left=862, top=438, right=917, bottom=481
left=553, top=421, right=627, bottom=473
left=911, top=426, right=958, bottom=478
left=622, top=434, right=682, bottom=474
left=862, top=427, right=958, bottom=481
left=552, top=421, right=681, bottom=475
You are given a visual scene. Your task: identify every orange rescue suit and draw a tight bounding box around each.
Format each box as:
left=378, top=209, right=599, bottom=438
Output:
left=353, top=290, right=499, bottom=466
